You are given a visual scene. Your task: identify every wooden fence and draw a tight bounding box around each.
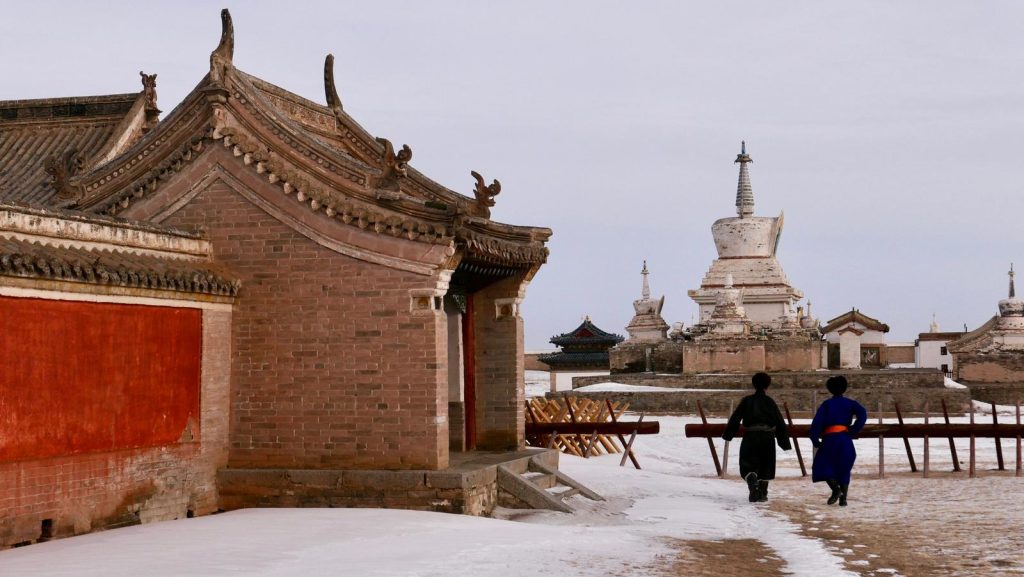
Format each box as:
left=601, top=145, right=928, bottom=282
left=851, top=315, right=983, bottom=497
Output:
left=685, top=399, right=1024, bottom=479
left=525, top=397, right=658, bottom=469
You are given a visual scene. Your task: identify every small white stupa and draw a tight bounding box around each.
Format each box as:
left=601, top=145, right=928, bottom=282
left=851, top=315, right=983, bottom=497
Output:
left=624, top=261, right=670, bottom=342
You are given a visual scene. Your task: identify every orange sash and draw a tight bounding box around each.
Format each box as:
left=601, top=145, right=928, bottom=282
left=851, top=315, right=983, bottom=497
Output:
left=824, top=425, right=848, bottom=434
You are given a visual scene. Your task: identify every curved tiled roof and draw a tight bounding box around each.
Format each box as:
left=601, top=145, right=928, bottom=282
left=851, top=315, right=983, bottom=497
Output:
left=0, top=237, right=239, bottom=297
left=550, top=319, right=625, bottom=348
left=822, top=309, right=890, bottom=334
left=537, top=351, right=612, bottom=368
left=0, top=94, right=143, bottom=206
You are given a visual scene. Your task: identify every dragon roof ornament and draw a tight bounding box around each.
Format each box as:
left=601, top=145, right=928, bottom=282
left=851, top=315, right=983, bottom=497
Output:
left=209, top=9, right=235, bottom=85
left=324, top=54, right=343, bottom=115
left=469, top=171, right=500, bottom=219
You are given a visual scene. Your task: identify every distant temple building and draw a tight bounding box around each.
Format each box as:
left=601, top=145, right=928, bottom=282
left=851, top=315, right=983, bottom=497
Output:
left=0, top=10, right=552, bottom=546
left=948, top=266, right=1024, bottom=403
left=539, top=317, right=623, bottom=391
left=822, top=309, right=891, bottom=369
left=914, top=314, right=964, bottom=372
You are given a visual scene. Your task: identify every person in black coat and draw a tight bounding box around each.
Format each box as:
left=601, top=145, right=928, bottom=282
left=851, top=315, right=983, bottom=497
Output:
left=722, top=372, right=793, bottom=502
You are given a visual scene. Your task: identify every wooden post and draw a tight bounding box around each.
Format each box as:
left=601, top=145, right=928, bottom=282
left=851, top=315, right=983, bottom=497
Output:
left=565, top=397, right=590, bottom=458
left=583, top=430, right=599, bottom=458
left=606, top=399, right=641, bottom=469
left=462, top=294, right=477, bottom=450
left=894, top=402, right=918, bottom=472
left=721, top=441, right=730, bottom=477
left=1016, top=400, right=1022, bottom=478
left=784, top=402, right=806, bottom=477
left=878, top=400, right=885, bottom=479
left=969, top=404, right=976, bottom=479
left=941, top=399, right=961, bottom=472
left=993, top=402, right=1005, bottom=471
left=923, top=402, right=930, bottom=478
left=697, top=400, right=722, bottom=477
left=722, top=400, right=734, bottom=476
left=619, top=413, right=645, bottom=468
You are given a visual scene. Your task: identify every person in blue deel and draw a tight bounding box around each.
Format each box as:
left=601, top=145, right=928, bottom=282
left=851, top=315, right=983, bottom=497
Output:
left=722, top=372, right=792, bottom=503
left=809, top=375, right=867, bottom=506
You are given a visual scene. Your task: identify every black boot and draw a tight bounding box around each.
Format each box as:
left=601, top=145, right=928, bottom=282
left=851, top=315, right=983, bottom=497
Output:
left=745, top=472, right=759, bottom=502
left=838, top=484, right=848, bottom=507
left=826, top=480, right=841, bottom=505
left=757, top=480, right=769, bottom=502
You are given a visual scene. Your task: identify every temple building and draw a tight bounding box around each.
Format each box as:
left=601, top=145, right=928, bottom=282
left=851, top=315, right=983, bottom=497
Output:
left=947, top=266, right=1024, bottom=403
left=538, top=317, right=623, bottom=391
left=914, top=315, right=964, bottom=372
left=822, top=309, right=891, bottom=369
left=0, top=10, right=553, bottom=547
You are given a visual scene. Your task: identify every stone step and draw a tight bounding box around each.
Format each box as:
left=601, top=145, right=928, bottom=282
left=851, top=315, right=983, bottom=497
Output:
left=522, top=471, right=556, bottom=489
left=547, top=485, right=579, bottom=501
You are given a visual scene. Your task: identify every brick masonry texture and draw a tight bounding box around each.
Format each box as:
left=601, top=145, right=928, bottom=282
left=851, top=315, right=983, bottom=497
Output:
left=163, top=177, right=449, bottom=471
left=0, top=306, right=231, bottom=549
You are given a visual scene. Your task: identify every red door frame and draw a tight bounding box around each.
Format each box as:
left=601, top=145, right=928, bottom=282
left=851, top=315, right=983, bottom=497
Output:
left=461, top=294, right=477, bottom=450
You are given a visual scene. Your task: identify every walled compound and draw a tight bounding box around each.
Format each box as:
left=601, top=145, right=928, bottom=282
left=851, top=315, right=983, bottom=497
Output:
left=0, top=9, right=554, bottom=547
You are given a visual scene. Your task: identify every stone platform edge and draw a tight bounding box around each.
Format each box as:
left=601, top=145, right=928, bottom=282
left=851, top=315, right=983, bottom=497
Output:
left=216, top=448, right=559, bottom=516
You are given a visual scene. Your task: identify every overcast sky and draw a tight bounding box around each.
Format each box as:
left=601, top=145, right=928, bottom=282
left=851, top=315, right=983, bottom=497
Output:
left=3, top=1, right=1023, bottom=348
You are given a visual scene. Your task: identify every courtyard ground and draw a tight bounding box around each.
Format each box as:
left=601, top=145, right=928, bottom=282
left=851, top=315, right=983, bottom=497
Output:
left=2, top=378, right=1022, bottom=576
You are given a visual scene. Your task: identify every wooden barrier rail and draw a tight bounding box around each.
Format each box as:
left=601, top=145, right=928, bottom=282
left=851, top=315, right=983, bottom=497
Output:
left=687, top=400, right=1024, bottom=479
left=684, top=423, right=1024, bottom=439
left=525, top=397, right=657, bottom=469
left=527, top=422, right=661, bottom=435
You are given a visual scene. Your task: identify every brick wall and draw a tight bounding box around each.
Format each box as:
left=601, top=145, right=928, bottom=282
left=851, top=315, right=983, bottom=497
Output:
left=0, top=304, right=231, bottom=549
left=163, top=179, right=449, bottom=470
left=471, top=278, right=526, bottom=451
left=610, top=341, right=684, bottom=373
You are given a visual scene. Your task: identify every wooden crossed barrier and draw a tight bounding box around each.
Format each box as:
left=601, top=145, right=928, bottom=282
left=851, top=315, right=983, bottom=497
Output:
left=525, top=397, right=658, bottom=469
left=688, top=399, right=1024, bottom=479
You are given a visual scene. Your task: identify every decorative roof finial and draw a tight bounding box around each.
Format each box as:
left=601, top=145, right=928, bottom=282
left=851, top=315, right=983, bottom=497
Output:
left=641, top=260, right=650, bottom=300
left=470, top=171, right=501, bottom=218
left=929, top=312, right=940, bottom=333
left=1010, top=263, right=1016, bottom=298
left=734, top=141, right=754, bottom=218
left=324, top=54, right=343, bottom=115
left=209, top=9, right=235, bottom=84
left=139, top=71, right=159, bottom=111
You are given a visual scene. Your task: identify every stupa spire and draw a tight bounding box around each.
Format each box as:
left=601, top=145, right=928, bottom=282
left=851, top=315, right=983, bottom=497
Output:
left=1010, top=263, right=1016, bottom=298
left=641, top=260, right=651, bottom=299
left=734, top=141, right=754, bottom=218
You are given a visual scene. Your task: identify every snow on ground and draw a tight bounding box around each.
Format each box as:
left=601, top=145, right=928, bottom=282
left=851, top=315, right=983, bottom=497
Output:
left=525, top=370, right=550, bottom=398
left=4, top=392, right=1023, bottom=576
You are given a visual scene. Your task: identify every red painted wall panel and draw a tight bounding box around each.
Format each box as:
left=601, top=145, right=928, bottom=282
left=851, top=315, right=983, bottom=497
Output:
left=0, top=296, right=202, bottom=462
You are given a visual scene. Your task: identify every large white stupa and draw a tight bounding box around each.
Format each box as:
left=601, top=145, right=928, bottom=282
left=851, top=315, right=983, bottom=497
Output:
left=688, top=143, right=806, bottom=329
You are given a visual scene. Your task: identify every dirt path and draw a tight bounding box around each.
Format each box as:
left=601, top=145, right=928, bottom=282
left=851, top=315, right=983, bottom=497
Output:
left=663, top=538, right=786, bottom=577
left=768, top=473, right=1024, bottom=577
